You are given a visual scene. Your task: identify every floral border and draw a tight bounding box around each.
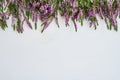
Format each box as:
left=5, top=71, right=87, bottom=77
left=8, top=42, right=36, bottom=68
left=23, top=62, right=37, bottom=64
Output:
left=0, top=0, right=120, bottom=33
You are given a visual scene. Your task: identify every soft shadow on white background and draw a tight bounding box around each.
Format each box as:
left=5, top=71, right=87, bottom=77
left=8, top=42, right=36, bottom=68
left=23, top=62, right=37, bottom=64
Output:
left=0, top=17, right=120, bottom=80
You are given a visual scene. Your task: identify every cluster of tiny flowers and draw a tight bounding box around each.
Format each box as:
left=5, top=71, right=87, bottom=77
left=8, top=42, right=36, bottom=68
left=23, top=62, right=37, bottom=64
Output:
left=0, top=0, right=120, bottom=33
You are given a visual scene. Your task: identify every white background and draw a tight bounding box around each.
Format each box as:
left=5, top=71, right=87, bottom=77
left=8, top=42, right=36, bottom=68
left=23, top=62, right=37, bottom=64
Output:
left=0, top=17, right=120, bottom=80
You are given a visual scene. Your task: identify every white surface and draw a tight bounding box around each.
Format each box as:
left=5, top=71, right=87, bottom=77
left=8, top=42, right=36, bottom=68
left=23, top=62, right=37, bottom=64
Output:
left=0, top=17, right=120, bottom=80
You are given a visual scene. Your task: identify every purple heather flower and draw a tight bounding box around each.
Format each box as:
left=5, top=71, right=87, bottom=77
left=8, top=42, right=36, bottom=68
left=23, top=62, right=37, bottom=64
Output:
left=40, top=5, right=45, bottom=11
left=26, top=19, right=32, bottom=29
left=87, top=9, right=96, bottom=18
left=72, top=0, right=77, bottom=8
left=41, top=18, right=53, bottom=33
left=77, top=9, right=83, bottom=20
left=90, top=21, right=97, bottom=27
left=23, top=12, right=32, bottom=29
left=40, top=4, right=54, bottom=15
left=32, top=1, right=40, bottom=8
left=65, top=14, right=70, bottom=26
left=0, top=13, right=5, bottom=17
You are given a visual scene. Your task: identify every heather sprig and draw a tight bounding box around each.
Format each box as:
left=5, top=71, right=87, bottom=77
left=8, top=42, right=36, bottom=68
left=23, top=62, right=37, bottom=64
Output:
left=0, top=0, right=120, bottom=33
